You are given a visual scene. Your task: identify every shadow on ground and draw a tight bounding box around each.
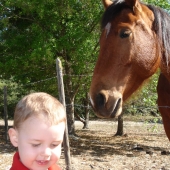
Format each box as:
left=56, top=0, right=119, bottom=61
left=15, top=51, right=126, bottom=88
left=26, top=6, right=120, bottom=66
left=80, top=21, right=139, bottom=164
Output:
left=0, top=123, right=169, bottom=158
left=69, top=128, right=169, bottom=158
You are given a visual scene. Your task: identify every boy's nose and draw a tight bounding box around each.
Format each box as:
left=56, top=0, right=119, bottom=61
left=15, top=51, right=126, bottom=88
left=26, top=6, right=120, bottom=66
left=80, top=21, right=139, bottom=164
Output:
left=41, top=147, right=51, bottom=157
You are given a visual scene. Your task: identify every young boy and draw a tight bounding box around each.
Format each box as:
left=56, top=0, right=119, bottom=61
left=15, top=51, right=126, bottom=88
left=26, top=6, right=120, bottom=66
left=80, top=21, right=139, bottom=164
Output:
left=8, top=92, right=66, bottom=170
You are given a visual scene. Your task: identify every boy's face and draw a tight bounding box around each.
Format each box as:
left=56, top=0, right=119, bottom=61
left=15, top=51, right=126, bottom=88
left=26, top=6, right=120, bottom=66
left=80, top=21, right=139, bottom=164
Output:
left=9, top=115, right=65, bottom=170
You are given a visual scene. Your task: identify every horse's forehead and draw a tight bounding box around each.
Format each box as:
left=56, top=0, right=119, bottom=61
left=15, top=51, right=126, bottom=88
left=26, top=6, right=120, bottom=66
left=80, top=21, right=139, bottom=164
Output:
left=104, top=6, right=153, bottom=36
left=104, top=11, right=137, bottom=37
left=117, top=6, right=154, bottom=26
left=118, top=9, right=139, bottom=23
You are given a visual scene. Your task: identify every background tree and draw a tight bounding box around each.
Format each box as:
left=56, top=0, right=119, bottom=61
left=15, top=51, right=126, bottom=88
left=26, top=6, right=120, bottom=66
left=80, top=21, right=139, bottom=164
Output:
left=0, top=0, right=103, bottom=135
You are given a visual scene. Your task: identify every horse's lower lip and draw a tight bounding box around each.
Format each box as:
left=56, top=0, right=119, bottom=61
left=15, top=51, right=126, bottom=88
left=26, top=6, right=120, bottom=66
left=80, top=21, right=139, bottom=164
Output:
left=110, top=112, right=118, bottom=118
left=109, top=98, right=121, bottom=118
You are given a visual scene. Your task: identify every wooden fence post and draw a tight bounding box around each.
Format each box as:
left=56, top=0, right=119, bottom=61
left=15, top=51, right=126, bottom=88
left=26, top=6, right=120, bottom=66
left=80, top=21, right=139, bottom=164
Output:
left=3, top=86, right=9, bottom=143
left=56, top=58, right=71, bottom=170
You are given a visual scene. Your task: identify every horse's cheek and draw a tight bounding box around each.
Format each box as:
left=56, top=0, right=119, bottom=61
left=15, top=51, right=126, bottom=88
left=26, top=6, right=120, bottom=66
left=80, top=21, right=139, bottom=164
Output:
left=133, top=33, right=157, bottom=76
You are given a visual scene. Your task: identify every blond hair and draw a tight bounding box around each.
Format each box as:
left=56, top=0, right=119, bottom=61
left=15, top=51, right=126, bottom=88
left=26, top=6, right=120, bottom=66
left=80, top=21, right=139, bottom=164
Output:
left=13, top=92, right=66, bottom=129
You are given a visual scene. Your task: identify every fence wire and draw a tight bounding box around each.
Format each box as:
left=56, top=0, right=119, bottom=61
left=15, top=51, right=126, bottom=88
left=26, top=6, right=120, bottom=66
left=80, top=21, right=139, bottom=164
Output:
left=1, top=73, right=169, bottom=120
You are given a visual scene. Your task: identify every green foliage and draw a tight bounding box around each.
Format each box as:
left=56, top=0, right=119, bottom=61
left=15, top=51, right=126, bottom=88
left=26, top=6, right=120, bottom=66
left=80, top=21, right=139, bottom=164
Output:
left=144, top=117, right=162, bottom=133
left=0, top=77, right=25, bottom=118
left=0, top=0, right=102, bottom=91
left=0, top=76, right=59, bottom=119
left=143, top=0, right=170, bottom=12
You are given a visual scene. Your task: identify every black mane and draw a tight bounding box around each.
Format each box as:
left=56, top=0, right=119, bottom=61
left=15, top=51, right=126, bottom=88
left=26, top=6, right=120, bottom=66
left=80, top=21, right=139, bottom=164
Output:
left=148, top=5, right=170, bottom=66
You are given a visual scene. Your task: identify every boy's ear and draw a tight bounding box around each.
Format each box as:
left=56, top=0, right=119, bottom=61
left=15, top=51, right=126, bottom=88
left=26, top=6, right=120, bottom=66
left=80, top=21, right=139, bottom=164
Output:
left=8, top=128, right=18, bottom=147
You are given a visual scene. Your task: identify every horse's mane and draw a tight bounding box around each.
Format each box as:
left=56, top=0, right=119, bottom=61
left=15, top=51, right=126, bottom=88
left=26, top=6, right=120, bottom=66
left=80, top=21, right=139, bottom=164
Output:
left=101, top=0, right=170, bottom=66
left=148, top=5, right=170, bottom=67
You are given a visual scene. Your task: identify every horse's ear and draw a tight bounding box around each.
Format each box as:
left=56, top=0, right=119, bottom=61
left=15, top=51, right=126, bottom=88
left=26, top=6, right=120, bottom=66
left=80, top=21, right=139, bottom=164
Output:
left=125, top=0, right=142, bottom=14
left=102, top=0, right=113, bottom=9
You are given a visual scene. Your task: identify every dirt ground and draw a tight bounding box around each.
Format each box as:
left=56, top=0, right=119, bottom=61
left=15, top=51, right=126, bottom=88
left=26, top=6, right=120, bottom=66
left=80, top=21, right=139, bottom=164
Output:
left=1, top=117, right=170, bottom=170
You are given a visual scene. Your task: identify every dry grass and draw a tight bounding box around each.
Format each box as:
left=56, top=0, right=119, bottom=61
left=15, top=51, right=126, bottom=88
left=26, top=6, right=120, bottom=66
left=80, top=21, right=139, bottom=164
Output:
left=1, top=116, right=170, bottom=170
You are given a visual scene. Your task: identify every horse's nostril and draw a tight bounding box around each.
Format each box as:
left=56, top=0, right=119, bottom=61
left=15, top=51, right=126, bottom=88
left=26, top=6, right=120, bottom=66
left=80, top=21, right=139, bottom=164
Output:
left=96, top=93, right=106, bottom=107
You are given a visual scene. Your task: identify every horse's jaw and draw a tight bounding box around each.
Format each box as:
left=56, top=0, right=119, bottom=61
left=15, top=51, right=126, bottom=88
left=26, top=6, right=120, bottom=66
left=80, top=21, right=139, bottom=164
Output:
left=89, top=91, right=123, bottom=118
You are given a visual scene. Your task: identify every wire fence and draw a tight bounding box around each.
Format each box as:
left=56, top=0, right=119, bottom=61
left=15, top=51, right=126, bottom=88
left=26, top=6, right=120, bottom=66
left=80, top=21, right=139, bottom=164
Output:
left=0, top=70, right=164, bottom=146
left=0, top=72, right=167, bottom=158
left=0, top=73, right=163, bottom=119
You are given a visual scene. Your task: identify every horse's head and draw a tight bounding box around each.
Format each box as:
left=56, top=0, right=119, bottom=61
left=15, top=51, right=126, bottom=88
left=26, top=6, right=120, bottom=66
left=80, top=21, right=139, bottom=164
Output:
left=89, top=0, right=160, bottom=118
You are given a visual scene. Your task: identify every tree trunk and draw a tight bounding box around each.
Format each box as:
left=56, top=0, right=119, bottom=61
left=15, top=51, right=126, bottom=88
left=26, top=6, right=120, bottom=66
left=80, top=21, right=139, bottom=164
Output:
left=83, top=92, right=90, bottom=129
left=74, top=92, right=90, bottom=129
left=115, top=113, right=124, bottom=136
left=64, top=58, right=76, bottom=135
left=62, top=53, right=82, bottom=135
left=66, top=99, right=75, bottom=135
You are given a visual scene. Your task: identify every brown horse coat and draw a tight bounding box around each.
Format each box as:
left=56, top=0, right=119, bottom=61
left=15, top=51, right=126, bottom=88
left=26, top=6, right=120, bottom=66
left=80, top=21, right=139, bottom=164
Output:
left=90, top=0, right=170, bottom=141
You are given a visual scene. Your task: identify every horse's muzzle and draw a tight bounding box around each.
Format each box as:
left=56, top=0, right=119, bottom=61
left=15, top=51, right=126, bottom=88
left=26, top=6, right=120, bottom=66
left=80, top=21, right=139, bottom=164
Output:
left=90, top=90, right=122, bottom=118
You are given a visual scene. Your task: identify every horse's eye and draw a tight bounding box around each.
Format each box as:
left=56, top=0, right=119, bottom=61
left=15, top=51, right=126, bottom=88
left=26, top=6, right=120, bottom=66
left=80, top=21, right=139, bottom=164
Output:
left=119, top=29, right=131, bottom=38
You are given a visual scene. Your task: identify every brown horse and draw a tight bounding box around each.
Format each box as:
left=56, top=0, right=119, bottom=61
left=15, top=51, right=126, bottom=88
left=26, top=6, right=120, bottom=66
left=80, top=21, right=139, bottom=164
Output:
left=89, top=0, right=170, bottom=140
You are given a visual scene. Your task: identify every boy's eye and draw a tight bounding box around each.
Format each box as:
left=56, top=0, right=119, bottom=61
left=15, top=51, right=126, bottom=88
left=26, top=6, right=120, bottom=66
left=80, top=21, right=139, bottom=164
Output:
left=51, top=143, right=59, bottom=148
left=32, top=144, right=40, bottom=147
